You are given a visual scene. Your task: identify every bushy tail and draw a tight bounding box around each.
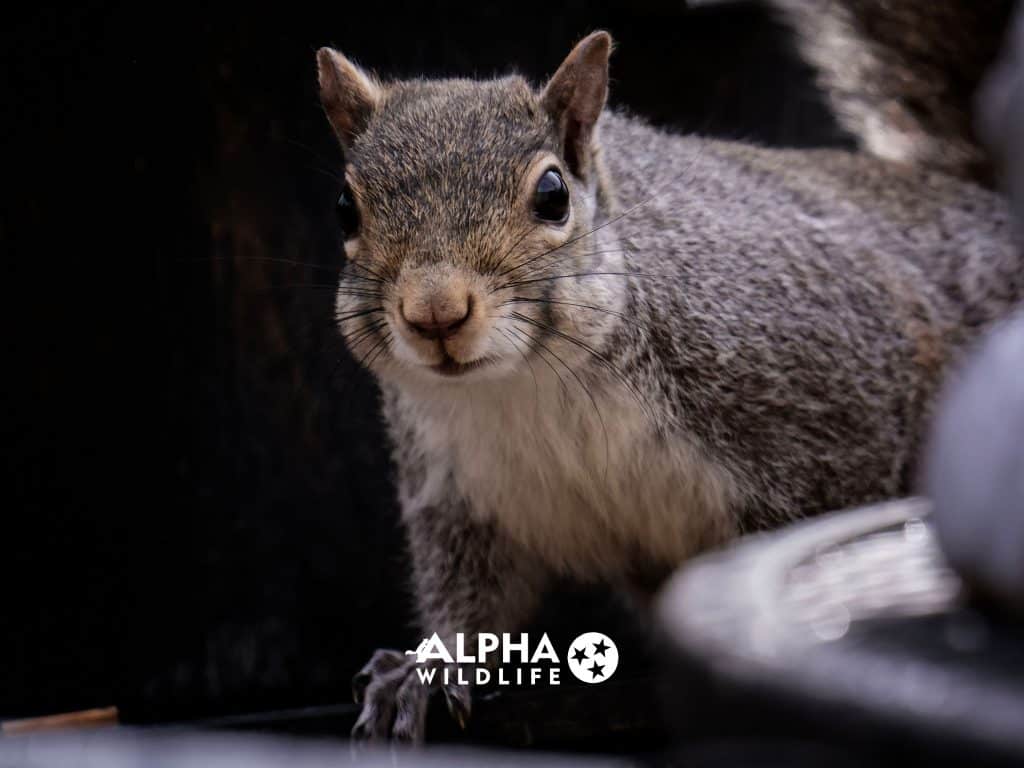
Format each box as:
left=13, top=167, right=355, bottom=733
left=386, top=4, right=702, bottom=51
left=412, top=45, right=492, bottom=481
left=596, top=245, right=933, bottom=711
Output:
left=770, top=0, right=1016, bottom=186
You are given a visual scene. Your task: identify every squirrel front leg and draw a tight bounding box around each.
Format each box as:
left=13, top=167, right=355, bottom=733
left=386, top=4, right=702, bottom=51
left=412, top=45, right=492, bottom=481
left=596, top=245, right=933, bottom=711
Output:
left=351, top=495, right=549, bottom=744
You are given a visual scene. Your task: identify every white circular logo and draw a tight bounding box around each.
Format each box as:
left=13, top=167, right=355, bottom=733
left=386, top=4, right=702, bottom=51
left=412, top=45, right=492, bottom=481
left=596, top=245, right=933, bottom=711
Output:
left=566, top=632, right=619, bottom=684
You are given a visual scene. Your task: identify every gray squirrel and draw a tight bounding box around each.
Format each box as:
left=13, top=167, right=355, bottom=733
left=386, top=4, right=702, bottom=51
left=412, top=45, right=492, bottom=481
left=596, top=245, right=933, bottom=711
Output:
left=315, top=1, right=1022, bottom=743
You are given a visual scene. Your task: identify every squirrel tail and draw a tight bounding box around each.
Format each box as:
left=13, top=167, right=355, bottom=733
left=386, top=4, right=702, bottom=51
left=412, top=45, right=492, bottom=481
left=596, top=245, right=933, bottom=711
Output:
left=770, top=0, right=1016, bottom=186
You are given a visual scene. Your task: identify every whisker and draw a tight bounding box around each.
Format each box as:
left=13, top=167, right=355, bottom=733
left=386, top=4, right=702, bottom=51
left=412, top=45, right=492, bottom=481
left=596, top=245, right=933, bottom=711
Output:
left=500, top=247, right=632, bottom=283
left=498, top=327, right=541, bottom=413
left=490, top=222, right=540, bottom=275
left=188, top=255, right=343, bottom=273
left=340, top=319, right=387, bottom=348
left=335, top=290, right=385, bottom=301
left=508, top=311, right=654, bottom=422
left=510, top=322, right=611, bottom=480
left=334, top=307, right=385, bottom=324
left=500, top=296, right=642, bottom=328
left=305, top=163, right=347, bottom=185
left=319, top=319, right=385, bottom=392
left=345, top=260, right=392, bottom=284
left=507, top=325, right=568, bottom=399
left=337, top=271, right=384, bottom=285
left=360, top=331, right=393, bottom=370
left=270, top=282, right=373, bottom=291
left=333, top=290, right=388, bottom=301
left=282, top=136, right=343, bottom=180
left=339, top=315, right=385, bottom=336
left=354, top=331, right=389, bottom=366
left=499, top=271, right=666, bottom=291
left=341, top=334, right=382, bottom=363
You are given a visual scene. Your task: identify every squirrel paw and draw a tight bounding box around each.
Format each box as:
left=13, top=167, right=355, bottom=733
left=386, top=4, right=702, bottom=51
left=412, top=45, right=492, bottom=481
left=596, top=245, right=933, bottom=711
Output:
left=350, top=647, right=471, bottom=744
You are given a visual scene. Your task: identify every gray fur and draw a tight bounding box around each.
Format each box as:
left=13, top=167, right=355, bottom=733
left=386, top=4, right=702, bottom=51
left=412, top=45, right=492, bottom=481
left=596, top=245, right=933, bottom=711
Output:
left=601, top=122, right=1020, bottom=525
left=318, top=23, right=1022, bottom=743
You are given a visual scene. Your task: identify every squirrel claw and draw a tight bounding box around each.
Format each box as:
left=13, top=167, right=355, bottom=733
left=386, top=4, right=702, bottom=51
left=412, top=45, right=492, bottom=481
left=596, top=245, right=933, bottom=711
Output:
left=351, top=672, right=369, bottom=705
left=443, top=682, right=471, bottom=730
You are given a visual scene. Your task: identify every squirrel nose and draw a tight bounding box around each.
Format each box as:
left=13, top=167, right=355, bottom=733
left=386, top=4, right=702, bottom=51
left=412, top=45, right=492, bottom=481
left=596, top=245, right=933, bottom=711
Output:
left=401, top=294, right=473, bottom=339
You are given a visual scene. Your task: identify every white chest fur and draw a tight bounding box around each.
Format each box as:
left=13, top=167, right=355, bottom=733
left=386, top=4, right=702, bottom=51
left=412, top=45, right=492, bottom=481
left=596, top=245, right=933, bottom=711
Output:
left=394, top=370, right=739, bottom=582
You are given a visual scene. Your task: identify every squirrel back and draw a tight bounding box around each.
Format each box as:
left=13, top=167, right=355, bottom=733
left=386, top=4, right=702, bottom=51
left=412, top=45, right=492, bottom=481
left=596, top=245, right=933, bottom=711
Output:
left=598, top=117, right=1018, bottom=527
left=771, top=0, right=1016, bottom=185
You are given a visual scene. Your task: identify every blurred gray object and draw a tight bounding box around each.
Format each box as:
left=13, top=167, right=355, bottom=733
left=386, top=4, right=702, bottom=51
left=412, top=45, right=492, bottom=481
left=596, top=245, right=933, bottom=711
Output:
left=924, top=312, right=1024, bottom=609
left=657, top=499, right=1024, bottom=767
left=978, top=2, right=1024, bottom=222
left=926, top=0, right=1024, bottom=610
left=0, top=729, right=629, bottom=768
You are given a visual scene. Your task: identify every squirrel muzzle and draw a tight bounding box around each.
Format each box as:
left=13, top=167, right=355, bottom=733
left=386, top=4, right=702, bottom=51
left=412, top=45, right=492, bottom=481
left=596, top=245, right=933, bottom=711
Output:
left=393, top=265, right=491, bottom=372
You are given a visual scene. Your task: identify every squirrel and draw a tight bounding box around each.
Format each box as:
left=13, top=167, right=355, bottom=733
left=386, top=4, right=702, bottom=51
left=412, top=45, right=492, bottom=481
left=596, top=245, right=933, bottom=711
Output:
left=315, top=1, right=1022, bottom=744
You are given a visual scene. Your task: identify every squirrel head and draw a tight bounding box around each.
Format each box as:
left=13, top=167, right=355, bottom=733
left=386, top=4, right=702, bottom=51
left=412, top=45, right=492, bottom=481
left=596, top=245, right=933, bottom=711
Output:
left=317, top=32, right=621, bottom=385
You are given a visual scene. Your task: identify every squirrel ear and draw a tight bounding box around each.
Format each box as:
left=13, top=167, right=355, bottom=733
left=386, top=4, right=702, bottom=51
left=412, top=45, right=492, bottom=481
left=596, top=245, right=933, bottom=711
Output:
left=541, top=31, right=612, bottom=178
left=316, top=47, right=382, bottom=148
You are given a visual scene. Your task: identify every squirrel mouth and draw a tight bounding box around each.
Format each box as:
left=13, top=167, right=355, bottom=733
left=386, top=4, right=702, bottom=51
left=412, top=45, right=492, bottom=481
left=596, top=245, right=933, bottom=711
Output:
left=432, top=353, right=492, bottom=377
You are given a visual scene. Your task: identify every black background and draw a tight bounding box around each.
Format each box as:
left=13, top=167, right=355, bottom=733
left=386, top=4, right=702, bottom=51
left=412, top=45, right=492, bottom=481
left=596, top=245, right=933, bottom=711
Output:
left=2, top=1, right=846, bottom=723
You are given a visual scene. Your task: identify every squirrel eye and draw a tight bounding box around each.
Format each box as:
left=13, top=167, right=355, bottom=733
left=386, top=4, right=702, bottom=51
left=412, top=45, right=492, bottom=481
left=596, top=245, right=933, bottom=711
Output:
left=533, top=169, right=569, bottom=223
left=336, top=183, right=361, bottom=238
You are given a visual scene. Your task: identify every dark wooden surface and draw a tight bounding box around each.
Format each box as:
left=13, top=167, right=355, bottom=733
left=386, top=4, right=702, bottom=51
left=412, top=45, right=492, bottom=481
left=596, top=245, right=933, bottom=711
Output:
left=192, top=677, right=668, bottom=753
left=0, top=729, right=631, bottom=767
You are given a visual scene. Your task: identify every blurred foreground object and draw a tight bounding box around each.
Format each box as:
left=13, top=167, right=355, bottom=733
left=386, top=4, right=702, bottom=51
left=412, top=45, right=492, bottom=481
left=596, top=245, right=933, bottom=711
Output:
left=927, top=0, right=1024, bottom=610
left=0, top=729, right=626, bottom=767
left=657, top=499, right=1024, bottom=767
left=978, top=2, right=1024, bottom=222
left=924, top=310, right=1024, bottom=610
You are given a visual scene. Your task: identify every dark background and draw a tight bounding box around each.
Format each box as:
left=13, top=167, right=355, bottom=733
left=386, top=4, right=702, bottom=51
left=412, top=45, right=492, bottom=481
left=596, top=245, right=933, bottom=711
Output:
left=2, top=1, right=847, bottom=725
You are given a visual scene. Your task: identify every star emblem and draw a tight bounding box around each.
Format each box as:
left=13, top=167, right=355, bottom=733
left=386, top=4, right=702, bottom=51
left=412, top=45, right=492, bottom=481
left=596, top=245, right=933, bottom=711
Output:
left=567, top=632, right=619, bottom=684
